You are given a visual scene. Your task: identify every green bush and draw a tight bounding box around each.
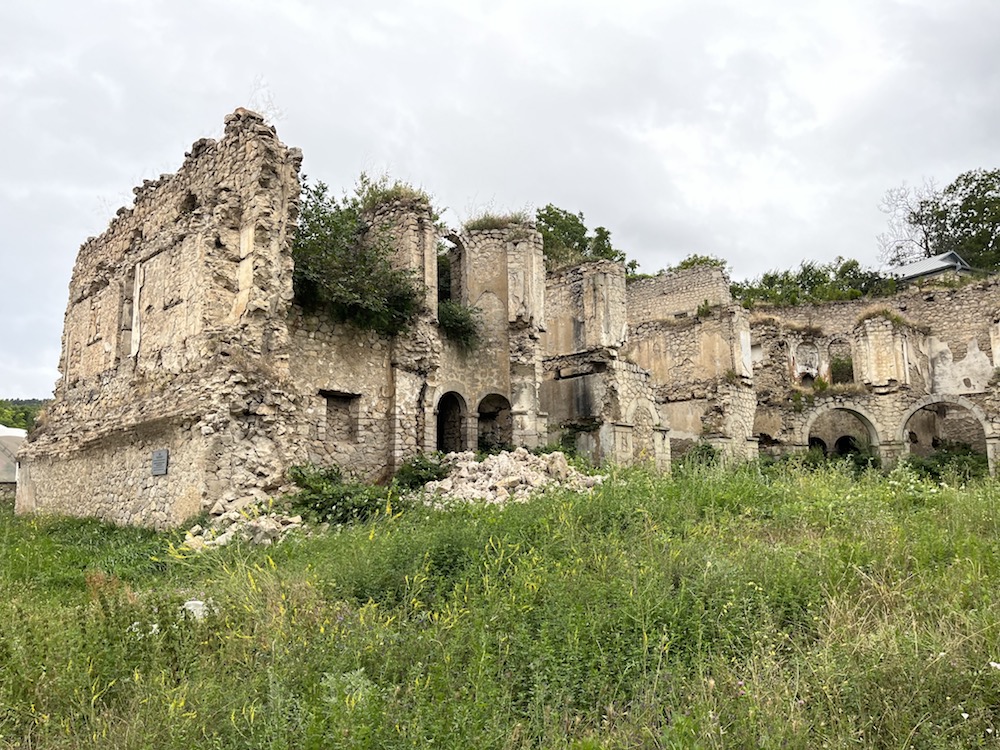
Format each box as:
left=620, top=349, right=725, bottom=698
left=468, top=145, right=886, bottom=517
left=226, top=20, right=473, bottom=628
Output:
left=286, top=464, right=393, bottom=525
left=437, top=299, right=482, bottom=351
left=830, top=355, right=854, bottom=384
left=393, top=452, right=449, bottom=490
left=292, top=180, right=424, bottom=337
left=906, top=440, right=989, bottom=482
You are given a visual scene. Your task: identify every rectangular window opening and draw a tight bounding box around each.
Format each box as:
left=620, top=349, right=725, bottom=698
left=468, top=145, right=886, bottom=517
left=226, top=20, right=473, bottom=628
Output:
left=321, top=390, right=361, bottom=443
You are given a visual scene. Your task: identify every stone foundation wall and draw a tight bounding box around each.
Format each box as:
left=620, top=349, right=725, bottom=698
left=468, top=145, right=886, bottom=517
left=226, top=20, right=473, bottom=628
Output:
left=17, top=420, right=206, bottom=528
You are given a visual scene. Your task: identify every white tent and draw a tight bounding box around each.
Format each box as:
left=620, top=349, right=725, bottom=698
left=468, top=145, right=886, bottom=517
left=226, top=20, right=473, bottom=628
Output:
left=0, top=426, right=26, bottom=485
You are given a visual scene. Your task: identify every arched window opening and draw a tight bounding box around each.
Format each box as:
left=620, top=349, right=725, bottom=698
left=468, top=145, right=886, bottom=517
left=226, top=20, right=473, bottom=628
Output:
left=808, top=436, right=828, bottom=454
left=833, top=435, right=861, bottom=455
left=808, top=408, right=875, bottom=462
left=829, top=340, right=854, bottom=385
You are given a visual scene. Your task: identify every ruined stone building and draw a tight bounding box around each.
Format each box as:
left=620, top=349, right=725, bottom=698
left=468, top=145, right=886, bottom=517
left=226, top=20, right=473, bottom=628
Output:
left=15, top=109, right=1000, bottom=527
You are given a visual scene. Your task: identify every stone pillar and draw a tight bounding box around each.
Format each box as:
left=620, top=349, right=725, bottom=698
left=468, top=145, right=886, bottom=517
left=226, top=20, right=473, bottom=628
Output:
left=507, top=357, right=541, bottom=449
left=877, top=441, right=905, bottom=470
left=389, top=367, right=424, bottom=474
left=986, top=436, right=1000, bottom=476
left=653, top=426, right=671, bottom=472
left=612, top=422, right=634, bottom=465
left=465, top=412, right=479, bottom=453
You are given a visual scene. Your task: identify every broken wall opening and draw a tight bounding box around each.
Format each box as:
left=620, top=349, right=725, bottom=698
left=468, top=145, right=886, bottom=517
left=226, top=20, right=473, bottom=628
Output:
left=477, top=394, right=513, bottom=452
left=829, top=339, right=854, bottom=384
left=321, top=390, right=360, bottom=445
left=904, top=403, right=987, bottom=462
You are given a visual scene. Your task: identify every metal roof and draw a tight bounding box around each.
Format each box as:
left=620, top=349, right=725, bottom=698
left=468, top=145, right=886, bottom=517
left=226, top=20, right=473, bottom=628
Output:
left=895, top=251, right=973, bottom=282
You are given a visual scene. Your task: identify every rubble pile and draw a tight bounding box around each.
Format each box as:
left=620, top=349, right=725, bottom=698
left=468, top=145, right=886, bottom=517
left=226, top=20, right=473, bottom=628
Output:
left=183, top=504, right=303, bottom=551
left=421, top=447, right=603, bottom=507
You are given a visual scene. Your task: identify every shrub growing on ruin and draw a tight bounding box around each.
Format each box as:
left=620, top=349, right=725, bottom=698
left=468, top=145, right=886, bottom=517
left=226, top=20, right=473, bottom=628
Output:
left=437, top=299, right=482, bottom=351
left=292, top=180, right=423, bottom=337
left=353, top=172, right=435, bottom=216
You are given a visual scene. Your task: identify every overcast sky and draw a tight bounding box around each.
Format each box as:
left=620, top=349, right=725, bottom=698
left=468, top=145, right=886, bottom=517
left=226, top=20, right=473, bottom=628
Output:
left=2, top=0, right=998, bottom=398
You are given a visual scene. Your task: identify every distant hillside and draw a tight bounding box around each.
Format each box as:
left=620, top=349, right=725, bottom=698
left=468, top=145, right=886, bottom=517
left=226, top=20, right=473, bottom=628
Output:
left=0, top=399, right=48, bottom=430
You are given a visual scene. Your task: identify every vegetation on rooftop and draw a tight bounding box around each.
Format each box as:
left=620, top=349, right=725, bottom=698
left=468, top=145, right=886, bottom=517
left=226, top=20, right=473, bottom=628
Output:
left=732, top=257, right=897, bottom=309
left=291, top=178, right=425, bottom=336
left=463, top=211, right=530, bottom=232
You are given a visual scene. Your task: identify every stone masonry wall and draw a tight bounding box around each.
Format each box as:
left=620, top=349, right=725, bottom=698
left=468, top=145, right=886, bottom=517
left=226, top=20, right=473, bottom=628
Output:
left=18, top=109, right=303, bottom=526
left=544, top=261, right=627, bottom=356
left=626, top=266, right=732, bottom=325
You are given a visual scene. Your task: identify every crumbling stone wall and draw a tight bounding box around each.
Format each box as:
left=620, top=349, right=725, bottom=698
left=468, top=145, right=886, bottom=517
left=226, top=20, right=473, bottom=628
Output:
left=544, top=261, right=627, bottom=355
left=18, top=109, right=303, bottom=527
left=626, top=266, right=732, bottom=325
left=22, top=110, right=1000, bottom=528
left=748, top=278, right=1000, bottom=471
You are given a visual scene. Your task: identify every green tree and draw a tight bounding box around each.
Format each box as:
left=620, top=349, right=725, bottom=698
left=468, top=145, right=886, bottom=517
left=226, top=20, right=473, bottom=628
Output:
left=535, top=204, right=634, bottom=271
left=879, top=169, right=1000, bottom=270
left=292, top=179, right=424, bottom=337
left=663, top=254, right=730, bottom=273
left=732, top=257, right=895, bottom=308
left=0, top=399, right=45, bottom=430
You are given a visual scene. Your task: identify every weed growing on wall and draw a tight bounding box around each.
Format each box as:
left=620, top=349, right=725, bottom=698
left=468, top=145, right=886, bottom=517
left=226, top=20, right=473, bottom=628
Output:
left=463, top=211, right=530, bottom=231
left=437, top=299, right=482, bottom=351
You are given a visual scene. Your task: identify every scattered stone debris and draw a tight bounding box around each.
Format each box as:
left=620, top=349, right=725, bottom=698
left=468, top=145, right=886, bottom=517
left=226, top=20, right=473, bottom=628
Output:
left=183, top=504, right=303, bottom=551
left=181, top=448, right=598, bottom=550
left=421, top=448, right=604, bottom=507
left=180, top=599, right=216, bottom=620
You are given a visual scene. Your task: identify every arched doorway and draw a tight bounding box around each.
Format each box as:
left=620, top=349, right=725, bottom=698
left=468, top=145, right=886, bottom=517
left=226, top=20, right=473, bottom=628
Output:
left=436, top=392, right=468, bottom=453
left=477, top=394, right=512, bottom=452
left=901, top=399, right=988, bottom=477
left=805, top=407, right=879, bottom=461
left=808, top=436, right=828, bottom=454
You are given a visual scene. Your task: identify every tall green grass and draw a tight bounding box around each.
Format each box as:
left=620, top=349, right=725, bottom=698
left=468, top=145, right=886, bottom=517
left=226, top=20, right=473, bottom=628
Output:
left=2, top=462, right=1000, bottom=747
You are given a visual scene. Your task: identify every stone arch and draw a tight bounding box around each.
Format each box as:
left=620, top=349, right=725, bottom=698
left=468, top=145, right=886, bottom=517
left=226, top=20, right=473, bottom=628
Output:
left=808, top=436, right=828, bottom=453
left=799, top=402, right=883, bottom=448
left=477, top=393, right=513, bottom=452
left=435, top=390, right=469, bottom=453
left=898, top=394, right=994, bottom=474
left=897, top=394, right=995, bottom=443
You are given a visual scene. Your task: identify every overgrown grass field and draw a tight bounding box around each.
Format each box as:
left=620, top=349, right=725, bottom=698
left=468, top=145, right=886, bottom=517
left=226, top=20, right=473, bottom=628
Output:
left=3, top=462, right=1000, bottom=748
